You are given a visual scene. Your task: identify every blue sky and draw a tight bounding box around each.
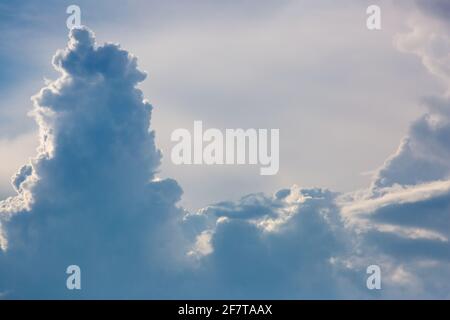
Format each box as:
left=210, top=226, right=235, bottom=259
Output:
left=0, top=0, right=450, bottom=298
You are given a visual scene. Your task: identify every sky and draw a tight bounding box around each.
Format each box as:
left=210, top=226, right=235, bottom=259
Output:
left=0, top=0, right=450, bottom=299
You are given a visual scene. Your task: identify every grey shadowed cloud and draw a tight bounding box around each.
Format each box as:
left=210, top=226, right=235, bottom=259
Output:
left=415, top=0, right=450, bottom=23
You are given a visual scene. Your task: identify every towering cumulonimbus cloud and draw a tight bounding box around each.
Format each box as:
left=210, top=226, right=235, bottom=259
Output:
left=0, top=27, right=189, bottom=298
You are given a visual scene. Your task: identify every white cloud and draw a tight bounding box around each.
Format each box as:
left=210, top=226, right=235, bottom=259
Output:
left=0, top=27, right=190, bottom=298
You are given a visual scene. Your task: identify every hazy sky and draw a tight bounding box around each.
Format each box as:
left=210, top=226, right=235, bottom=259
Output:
left=0, top=0, right=443, bottom=211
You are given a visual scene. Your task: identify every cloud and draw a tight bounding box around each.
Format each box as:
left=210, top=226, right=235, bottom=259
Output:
left=371, top=98, right=450, bottom=190
left=394, top=6, right=450, bottom=91
left=0, top=27, right=189, bottom=298
left=340, top=3, right=450, bottom=295
left=0, top=131, right=37, bottom=197
left=193, top=181, right=450, bottom=298
left=372, top=4, right=450, bottom=190
left=339, top=180, right=450, bottom=298
left=186, top=186, right=365, bottom=299
left=415, top=0, right=450, bottom=24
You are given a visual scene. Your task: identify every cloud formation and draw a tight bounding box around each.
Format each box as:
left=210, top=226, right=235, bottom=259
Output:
left=186, top=1, right=450, bottom=298
left=0, top=27, right=189, bottom=298
left=1, top=0, right=450, bottom=298
left=371, top=97, right=450, bottom=190
left=186, top=187, right=365, bottom=299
